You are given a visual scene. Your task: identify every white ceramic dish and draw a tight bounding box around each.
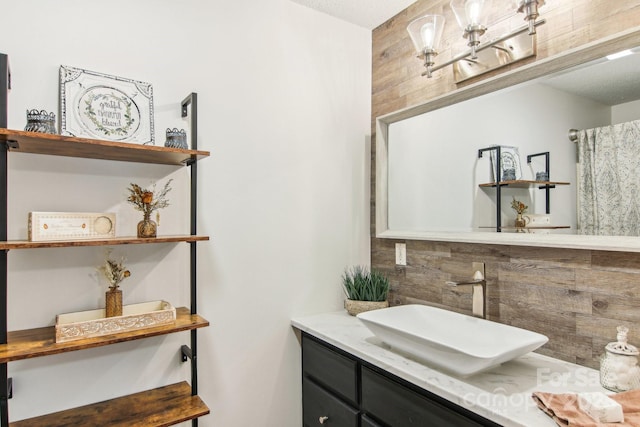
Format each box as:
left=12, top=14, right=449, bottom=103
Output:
left=357, top=304, right=548, bottom=376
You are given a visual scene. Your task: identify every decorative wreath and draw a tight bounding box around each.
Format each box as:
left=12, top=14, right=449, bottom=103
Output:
left=84, top=92, right=135, bottom=137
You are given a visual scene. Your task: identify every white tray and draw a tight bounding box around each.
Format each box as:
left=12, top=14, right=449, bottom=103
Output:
left=55, top=300, right=176, bottom=343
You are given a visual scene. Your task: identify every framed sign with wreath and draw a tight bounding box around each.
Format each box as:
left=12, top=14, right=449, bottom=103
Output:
left=59, top=65, right=155, bottom=145
left=488, top=145, right=522, bottom=182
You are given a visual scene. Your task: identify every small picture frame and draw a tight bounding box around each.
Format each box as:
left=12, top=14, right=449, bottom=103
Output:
left=489, top=145, right=522, bottom=181
left=59, top=65, right=155, bottom=145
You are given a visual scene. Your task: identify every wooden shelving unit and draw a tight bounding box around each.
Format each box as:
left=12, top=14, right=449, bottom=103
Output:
left=10, top=381, right=209, bottom=427
left=0, top=54, right=209, bottom=427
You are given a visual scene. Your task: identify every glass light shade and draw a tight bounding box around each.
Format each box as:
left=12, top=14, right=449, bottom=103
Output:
left=514, top=0, right=546, bottom=12
left=450, top=0, right=492, bottom=29
left=407, top=14, right=446, bottom=54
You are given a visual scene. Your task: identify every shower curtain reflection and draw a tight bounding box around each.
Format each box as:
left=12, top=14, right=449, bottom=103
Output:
left=577, top=120, right=640, bottom=235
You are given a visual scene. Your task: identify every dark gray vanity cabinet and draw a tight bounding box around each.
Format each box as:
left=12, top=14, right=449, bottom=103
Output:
left=301, top=332, right=502, bottom=427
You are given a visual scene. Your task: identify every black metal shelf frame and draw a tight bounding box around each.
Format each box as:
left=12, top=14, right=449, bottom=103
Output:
left=478, top=147, right=555, bottom=232
left=526, top=151, right=553, bottom=214
left=1, top=52, right=9, bottom=427
left=0, top=52, right=203, bottom=426
left=181, top=92, right=200, bottom=427
left=478, top=146, right=503, bottom=232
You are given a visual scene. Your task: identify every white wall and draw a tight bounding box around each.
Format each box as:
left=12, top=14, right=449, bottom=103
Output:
left=2, top=1, right=371, bottom=425
left=612, top=99, right=640, bottom=124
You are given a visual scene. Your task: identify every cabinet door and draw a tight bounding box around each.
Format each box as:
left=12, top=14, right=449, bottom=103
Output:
left=303, top=378, right=359, bottom=427
left=302, top=334, right=358, bottom=405
left=361, top=414, right=384, bottom=427
left=362, top=367, right=485, bottom=427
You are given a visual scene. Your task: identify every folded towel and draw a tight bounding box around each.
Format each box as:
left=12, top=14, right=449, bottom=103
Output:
left=532, top=390, right=640, bottom=426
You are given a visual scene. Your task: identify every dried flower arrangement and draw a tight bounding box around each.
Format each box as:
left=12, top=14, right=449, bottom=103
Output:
left=127, top=179, right=173, bottom=219
left=511, top=197, right=528, bottom=215
left=98, top=251, right=131, bottom=291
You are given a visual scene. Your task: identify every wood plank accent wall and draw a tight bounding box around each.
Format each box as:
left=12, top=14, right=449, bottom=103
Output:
left=370, top=0, right=640, bottom=369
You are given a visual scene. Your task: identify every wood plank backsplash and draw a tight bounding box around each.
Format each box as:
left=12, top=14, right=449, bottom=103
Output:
left=370, top=0, right=640, bottom=369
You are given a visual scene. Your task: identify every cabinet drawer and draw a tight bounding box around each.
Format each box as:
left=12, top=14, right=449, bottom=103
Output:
left=303, top=378, right=359, bottom=427
left=361, top=367, right=484, bottom=427
left=302, top=334, right=358, bottom=405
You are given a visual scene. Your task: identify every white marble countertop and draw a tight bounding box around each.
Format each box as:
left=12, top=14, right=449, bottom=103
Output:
left=292, top=310, right=609, bottom=427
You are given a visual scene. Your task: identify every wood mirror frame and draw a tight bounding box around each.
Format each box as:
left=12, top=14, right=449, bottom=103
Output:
left=376, top=26, right=640, bottom=252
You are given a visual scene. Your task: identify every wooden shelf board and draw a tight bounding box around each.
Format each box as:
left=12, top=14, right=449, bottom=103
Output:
left=478, top=226, right=571, bottom=230
left=10, top=381, right=209, bottom=427
left=0, top=307, right=209, bottom=363
left=0, top=129, right=209, bottom=166
left=479, top=180, right=570, bottom=188
left=0, top=235, right=209, bottom=250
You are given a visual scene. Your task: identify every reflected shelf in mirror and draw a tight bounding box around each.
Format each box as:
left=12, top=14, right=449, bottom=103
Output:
left=478, top=180, right=570, bottom=188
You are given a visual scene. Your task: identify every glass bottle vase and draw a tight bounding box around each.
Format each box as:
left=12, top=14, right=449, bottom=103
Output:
left=515, top=213, right=526, bottom=231
left=137, top=213, right=157, bottom=238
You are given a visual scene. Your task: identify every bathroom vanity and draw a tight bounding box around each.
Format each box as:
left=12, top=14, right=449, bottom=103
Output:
left=302, top=332, right=498, bottom=426
left=293, top=310, right=608, bottom=427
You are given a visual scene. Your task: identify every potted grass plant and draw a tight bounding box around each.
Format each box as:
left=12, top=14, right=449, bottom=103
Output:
left=342, top=266, right=390, bottom=316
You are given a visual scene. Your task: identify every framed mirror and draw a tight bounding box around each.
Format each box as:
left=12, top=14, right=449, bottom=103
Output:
left=376, top=27, right=640, bottom=252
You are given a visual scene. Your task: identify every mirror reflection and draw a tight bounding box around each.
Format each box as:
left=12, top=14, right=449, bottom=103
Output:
left=387, top=48, right=640, bottom=236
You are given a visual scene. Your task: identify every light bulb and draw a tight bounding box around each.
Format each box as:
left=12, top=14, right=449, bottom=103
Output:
left=421, top=23, right=436, bottom=49
left=450, top=0, right=492, bottom=29
left=465, top=0, right=483, bottom=26
left=407, top=14, right=445, bottom=54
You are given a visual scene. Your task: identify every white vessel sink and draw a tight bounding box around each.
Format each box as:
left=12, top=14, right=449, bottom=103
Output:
left=357, top=304, right=548, bottom=376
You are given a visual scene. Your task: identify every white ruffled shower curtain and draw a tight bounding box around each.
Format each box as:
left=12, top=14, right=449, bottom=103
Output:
left=577, top=119, right=640, bottom=235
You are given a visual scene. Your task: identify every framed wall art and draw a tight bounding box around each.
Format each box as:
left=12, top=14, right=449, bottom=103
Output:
left=59, top=65, right=155, bottom=145
left=489, top=145, right=522, bottom=182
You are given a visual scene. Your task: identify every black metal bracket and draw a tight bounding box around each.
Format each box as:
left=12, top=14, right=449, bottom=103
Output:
left=7, top=378, right=11, bottom=400
left=5, top=141, right=17, bottom=150
left=181, top=345, right=195, bottom=363
left=478, top=146, right=502, bottom=232
left=527, top=151, right=552, bottom=213
left=0, top=53, right=8, bottom=129
left=181, top=93, right=198, bottom=151
left=526, top=151, right=549, bottom=174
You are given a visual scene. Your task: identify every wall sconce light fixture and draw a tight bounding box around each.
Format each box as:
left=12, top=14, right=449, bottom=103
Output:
left=407, top=14, right=446, bottom=78
left=516, top=0, right=545, bottom=35
left=450, top=0, right=492, bottom=60
left=407, top=0, right=546, bottom=82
